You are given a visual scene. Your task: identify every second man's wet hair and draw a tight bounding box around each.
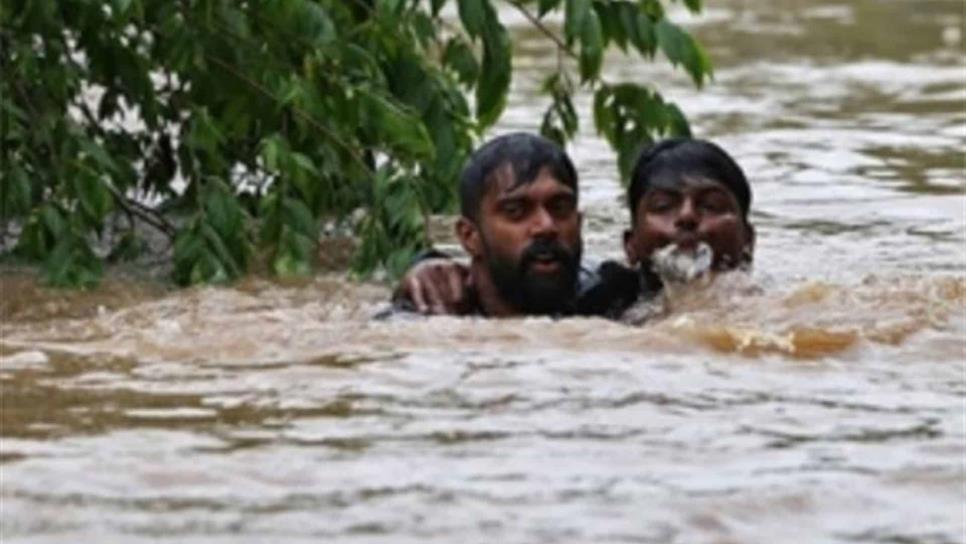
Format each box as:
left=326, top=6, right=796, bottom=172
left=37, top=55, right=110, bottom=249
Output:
left=627, top=138, right=752, bottom=224
left=460, top=133, right=578, bottom=222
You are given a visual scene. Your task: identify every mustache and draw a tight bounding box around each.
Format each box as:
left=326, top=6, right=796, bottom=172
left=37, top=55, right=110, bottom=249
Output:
left=519, top=239, right=575, bottom=271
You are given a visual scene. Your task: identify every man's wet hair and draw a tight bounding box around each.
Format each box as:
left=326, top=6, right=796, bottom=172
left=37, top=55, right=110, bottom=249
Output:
left=628, top=138, right=752, bottom=224
left=460, top=133, right=578, bottom=222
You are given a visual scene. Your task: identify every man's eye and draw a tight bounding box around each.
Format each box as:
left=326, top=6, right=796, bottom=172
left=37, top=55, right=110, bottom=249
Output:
left=547, top=197, right=575, bottom=217
left=700, top=195, right=731, bottom=213
left=647, top=196, right=675, bottom=211
left=501, top=201, right=525, bottom=218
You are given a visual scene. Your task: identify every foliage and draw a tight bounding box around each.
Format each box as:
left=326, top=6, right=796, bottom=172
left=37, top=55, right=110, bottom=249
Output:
left=1, top=0, right=712, bottom=287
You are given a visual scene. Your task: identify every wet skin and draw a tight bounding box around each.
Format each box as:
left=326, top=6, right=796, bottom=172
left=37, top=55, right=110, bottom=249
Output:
left=624, top=175, right=754, bottom=271
left=457, top=166, right=583, bottom=316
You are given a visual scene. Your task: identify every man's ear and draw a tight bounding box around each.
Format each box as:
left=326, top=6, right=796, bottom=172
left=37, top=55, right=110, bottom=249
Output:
left=456, top=217, right=483, bottom=258
left=623, top=228, right=638, bottom=265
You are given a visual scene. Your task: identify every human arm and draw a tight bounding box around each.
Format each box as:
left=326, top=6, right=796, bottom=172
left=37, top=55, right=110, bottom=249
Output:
left=391, top=253, right=473, bottom=315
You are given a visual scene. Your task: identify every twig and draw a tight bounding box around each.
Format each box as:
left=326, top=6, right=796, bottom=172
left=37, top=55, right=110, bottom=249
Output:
left=506, top=0, right=578, bottom=60
left=60, top=53, right=178, bottom=240
left=103, top=184, right=177, bottom=237
left=206, top=55, right=373, bottom=175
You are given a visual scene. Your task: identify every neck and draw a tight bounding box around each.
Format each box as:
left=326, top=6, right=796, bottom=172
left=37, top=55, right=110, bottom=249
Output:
left=469, top=260, right=521, bottom=318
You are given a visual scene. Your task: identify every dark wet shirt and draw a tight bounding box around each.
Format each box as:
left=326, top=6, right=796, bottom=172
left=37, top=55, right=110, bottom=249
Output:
left=574, top=260, right=657, bottom=318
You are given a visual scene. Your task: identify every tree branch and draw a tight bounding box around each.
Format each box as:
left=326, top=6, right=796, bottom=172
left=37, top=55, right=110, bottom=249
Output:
left=104, top=185, right=177, bottom=238
left=506, top=0, right=578, bottom=60
left=206, top=55, right=374, bottom=175
left=60, top=54, right=179, bottom=241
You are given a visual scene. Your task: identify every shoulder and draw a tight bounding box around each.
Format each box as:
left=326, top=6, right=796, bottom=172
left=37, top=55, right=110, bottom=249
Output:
left=575, top=259, right=644, bottom=318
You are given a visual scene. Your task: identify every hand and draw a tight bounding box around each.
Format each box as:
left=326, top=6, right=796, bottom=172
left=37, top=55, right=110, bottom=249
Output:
left=393, top=258, right=471, bottom=315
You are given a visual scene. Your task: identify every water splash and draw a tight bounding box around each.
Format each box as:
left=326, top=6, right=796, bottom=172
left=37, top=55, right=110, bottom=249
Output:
left=650, top=242, right=714, bottom=285
left=620, top=242, right=715, bottom=325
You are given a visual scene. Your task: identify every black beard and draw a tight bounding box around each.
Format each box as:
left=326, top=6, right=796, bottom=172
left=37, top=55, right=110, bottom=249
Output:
left=484, top=238, right=582, bottom=315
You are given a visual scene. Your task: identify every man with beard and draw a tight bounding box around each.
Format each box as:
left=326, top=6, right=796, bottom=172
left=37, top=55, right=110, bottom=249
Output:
left=394, top=137, right=756, bottom=321
left=394, top=132, right=585, bottom=317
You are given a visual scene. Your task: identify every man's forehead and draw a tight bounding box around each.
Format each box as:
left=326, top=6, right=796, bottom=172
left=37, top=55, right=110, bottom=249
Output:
left=486, top=165, right=572, bottom=199
left=646, top=173, right=731, bottom=193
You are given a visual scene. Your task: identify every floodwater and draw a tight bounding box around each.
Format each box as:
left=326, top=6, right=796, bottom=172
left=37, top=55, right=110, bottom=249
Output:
left=2, top=1, right=964, bottom=542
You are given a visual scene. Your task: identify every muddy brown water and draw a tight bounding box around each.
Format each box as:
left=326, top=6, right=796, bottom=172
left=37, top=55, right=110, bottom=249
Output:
left=2, top=1, right=964, bottom=542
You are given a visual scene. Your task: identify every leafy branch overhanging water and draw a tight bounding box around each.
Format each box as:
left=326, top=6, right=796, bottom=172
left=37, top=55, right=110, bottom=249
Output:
left=1, top=0, right=712, bottom=286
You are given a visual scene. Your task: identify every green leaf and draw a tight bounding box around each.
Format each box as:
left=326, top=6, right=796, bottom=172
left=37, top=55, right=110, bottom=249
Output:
left=631, top=10, right=657, bottom=57
left=616, top=137, right=639, bottom=183
left=476, top=24, right=511, bottom=129
left=258, top=191, right=282, bottom=244
left=559, top=94, right=578, bottom=135
left=79, top=138, right=118, bottom=174
left=579, top=10, right=604, bottom=81
left=190, top=252, right=228, bottom=284
left=221, top=6, right=251, bottom=39
left=640, top=0, right=665, bottom=19
left=111, top=0, right=134, bottom=21
left=411, top=11, right=437, bottom=48
left=538, top=0, right=562, bottom=18
left=457, top=0, right=487, bottom=39
left=260, top=135, right=291, bottom=175
left=41, top=205, right=68, bottom=239
left=273, top=222, right=316, bottom=277
left=664, top=101, right=691, bottom=137
left=443, top=38, right=479, bottom=87
left=74, top=170, right=114, bottom=223
left=281, top=196, right=318, bottom=238
left=376, top=0, right=405, bottom=17
left=292, top=0, right=336, bottom=47
left=541, top=127, right=567, bottom=147
left=595, top=1, right=625, bottom=50
left=363, top=89, right=435, bottom=159
left=656, top=19, right=712, bottom=87
left=173, top=229, right=204, bottom=285
left=43, top=237, right=74, bottom=285
left=564, top=0, right=591, bottom=44
left=0, top=98, right=28, bottom=123
left=273, top=246, right=312, bottom=277
left=14, top=214, right=48, bottom=261
left=430, top=0, right=447, bottom=17
left=1, top=166, right=32, bottom=217
left=385, top=184, right=422, bottom=233
left=385, top=246, right=419, bottom=279
left=290, top=152, right=320, bottom=203
left=204, top=183, right=242, bottom=237
left=43, top=235, right=102, bottom=288
left=200, top=222, right=242, bottom=278
left=682, top=0, right=702, bottom=13
left=593, top=86, right=616, bottom=145
left=188, top=109, right=225, bottom=154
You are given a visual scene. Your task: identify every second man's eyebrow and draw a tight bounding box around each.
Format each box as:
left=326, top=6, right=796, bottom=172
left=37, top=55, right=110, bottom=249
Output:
left=496, top=194, right=527, bottom=204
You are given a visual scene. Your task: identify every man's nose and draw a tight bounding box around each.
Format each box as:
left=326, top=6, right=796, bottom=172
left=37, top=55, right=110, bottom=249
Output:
left=675, top=198, right=699, bottom=231
left=529, top=207, right=559, bottom=238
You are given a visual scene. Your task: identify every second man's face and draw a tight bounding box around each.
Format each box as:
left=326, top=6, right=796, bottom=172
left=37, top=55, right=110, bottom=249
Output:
left=625, top=175, right=752, bottom=272
left=476, top=166, right=583, bottom=313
